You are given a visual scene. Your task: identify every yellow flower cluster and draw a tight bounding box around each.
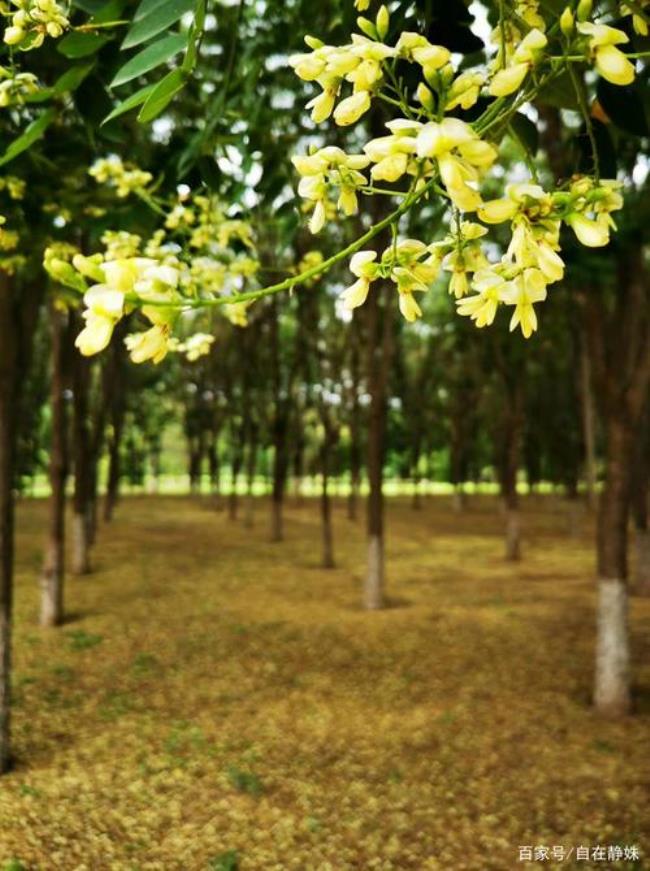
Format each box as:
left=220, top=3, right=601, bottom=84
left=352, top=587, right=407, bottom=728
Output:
left=620, top=1, right=649, bottom=36
left=2, top=0, right=68, bottom=49
left=341, top=239, right=440, bottom=323
left=44, top=181, right=261, bottom=361
left=0, top=175, right=25, bottom=199
left=89, top=156, right=153, bottom=199
left=0, top=66, right=39, bottom=106
left=456, top=179, right=622, bottom=337
left=0, top=214, right=18, bottom=252
left=289, top=3, right=634, bottom=338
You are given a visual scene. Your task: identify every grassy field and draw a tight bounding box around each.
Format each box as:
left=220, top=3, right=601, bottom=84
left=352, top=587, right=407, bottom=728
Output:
left=2, top=495, right=649, bottom=870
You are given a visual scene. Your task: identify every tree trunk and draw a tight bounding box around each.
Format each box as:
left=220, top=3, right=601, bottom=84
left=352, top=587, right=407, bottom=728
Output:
left=103, top=344, right=125, bottom=524
left=229, top=450, right=242, bottom=522
left=71, top=340, right=92, bottom=575
left=321, top=439, right=335, bottom=569
left=364, top=279, right=393, bottom=609
left=594, top=419, right=633, bottom=716
left=40, top=307, right=69, bottom=627
left=244, top=430, right=257, bottom=529
left=580, top=334, right=598, bottom=511
left=501, top=393, right=523, bottom=562
left=0, top=275, right=17, bottom=771
left=347, top=322, right=362, bottom=522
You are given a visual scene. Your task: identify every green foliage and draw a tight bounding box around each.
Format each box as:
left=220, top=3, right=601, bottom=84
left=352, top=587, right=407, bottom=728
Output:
left=226, top=766, right=263, bottom=797
left=0, top=109, right=56, bottom=168
left=121, top=0, right=194, bottom=49
left=65, top=630, right=104, bottom=651
left=110, top=33, right=187, bottom=86
left=207, top=851, right=239, bottom=871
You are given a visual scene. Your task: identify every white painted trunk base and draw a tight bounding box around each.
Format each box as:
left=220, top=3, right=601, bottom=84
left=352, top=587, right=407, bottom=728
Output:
left=594, top=578, right=630, bottom=716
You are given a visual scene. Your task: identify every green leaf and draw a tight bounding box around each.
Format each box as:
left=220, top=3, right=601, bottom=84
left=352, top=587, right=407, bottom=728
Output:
left=597, top=79, right=649, bottom=138
left=71, top=0, right=108, bottom=13
left=58, top=31, right=110, bottom=58
left=537, top=70, right=580, bottom=111
left=111, top=32, right=186, bottom=86
left=52, top=62, right=95, bottom=95
left=509, top=113, right=539, bottom=156
left=133, top=0, right=168, bottom=21
left=90, top=0, right=126, bottom=22
left=137, top=68, right=186, bottom=122
left=102, top=82, right=156, bottom=123
left=121, top=0, right=194, bottom=49
left=181, top=0, right=205, bottom=72
left=0, top=109, right=56, bottom=167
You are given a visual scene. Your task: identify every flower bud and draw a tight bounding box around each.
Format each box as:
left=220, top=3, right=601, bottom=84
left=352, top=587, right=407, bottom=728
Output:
left=356, top=17, right=378, bottom=40
left=560, top=7, right=574, bottom=36
left=417, top=82, right=435, bottom=111
left=376, top=5, right=389, bottom=40
left=3, top=26, right=24, bottom=45
left=576, top=0, right=592, bottom=21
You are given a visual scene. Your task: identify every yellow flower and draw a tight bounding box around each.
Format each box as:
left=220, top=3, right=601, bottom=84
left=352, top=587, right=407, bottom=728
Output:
left=489, top=28, right=547, bottom=96
left=398, top=292, right=422, bottom=322
left=477, top=198, right=519, bottom=223
left=124, top=325, right=170, bottom=364
left=499, top=268, right=547, bottom=338
left=578, top=22, right=635, bottom=85
left=396, top=32, right=451, bottom=72
left=416, top=119, right=496, bottom=213
left=456, top=269, right=506, bottom=327
left=341, top=250, right=378, bottom=310
left=567, top=212, right=611, bottom=247
left=489, top=63, right=529, bottom=97
left=445, top=72, right=484, bottom=111
left=333, top=90, right=371, bottom=125
left=307, top=88, right=336, bottom=123
left=75, top=285, right=125, bottom=356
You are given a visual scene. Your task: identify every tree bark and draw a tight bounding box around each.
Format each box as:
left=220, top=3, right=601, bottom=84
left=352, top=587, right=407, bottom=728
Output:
left=584, top=244, right=650, bottom=717
left=0, top=274, right=17, bottom=771
left=71, top=334, right=92, bottom=575
left=500, top=383, right=524, bottom=562
left=594, top=419, right=633, bottom=716
left=40, top=306, right=69, bottom=627
left=364, top=278, right=393, bottom=609
left=320, top=438, right=335, bottom=569
left=244, top=426, right=257, bottom=529
left=580, top=333, right=598, bottom=511
left=347, top=316, right=362, bottom=522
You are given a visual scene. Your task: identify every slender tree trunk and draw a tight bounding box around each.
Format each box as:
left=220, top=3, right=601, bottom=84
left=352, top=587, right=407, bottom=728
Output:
left=40, top=307, right=69, bottom=627
left=269, top=298, right=290, bottom=543
left=502, top=395, right=523, bottom=562
left=631, top=407, right=650, bottom=595
left=347, top=313, right=362, bottom=521
left=0, top=275, right=17, bottom=771
left=364, top=280, right=393, bottom=609
left=584, top=247, right=650, bottom=716
left=244, top=430, right=257, bottom=529
left=229, top=449, right=242, bottom=521
left=580, top=334, right=598, bottom=511
left=321, top=438, right=335, bottom=569
left=594, top=418, right=633, bottom=716
left=271, top=437, right=287, bottom=542
left=71, top=336, right=92, bottom=575
left=104, top=412, right=123, bottom=523
left=411, top=437, right=421, bottom=511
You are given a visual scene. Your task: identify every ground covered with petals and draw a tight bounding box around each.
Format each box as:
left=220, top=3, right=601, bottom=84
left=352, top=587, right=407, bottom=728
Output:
left=2, top=495, right=649, bottom=870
